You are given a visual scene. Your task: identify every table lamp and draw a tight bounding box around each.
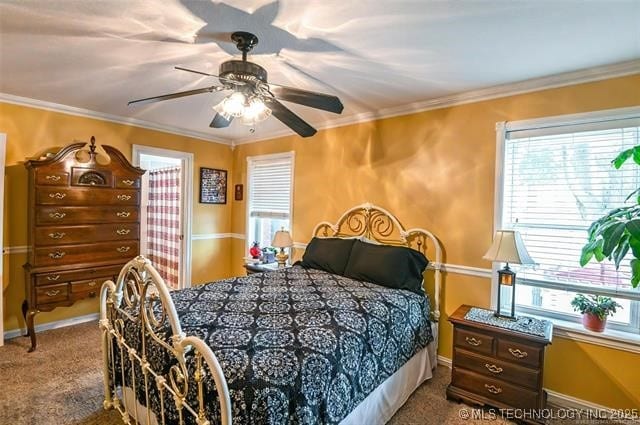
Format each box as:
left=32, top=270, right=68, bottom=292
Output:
left=483, top=230, right=535, bottom=319
left=272, top=229, right=293, bottom=268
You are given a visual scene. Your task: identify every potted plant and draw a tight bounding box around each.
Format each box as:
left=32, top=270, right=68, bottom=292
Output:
left=580, top=144, right=640, bottom=288
left=570, top=294, right=622, bottom=332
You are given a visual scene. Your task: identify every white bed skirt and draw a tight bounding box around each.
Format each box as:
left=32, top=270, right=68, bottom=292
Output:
left=121, top=322, right=438, bottom=425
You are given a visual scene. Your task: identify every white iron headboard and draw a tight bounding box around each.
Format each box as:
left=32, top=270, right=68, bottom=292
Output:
left=312, top=203, right=442, bottom=321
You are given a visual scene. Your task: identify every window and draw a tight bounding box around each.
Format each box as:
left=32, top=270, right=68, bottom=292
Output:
left=497, top=108, right=640, bottom=335
left=247, top=152, right=294, bottom=250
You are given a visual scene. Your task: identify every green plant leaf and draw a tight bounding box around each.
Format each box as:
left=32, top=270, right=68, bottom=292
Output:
left=629, top=236, right=640, bottom=259
left=601, top=222, right=626, bottom=257
left=631, top=259, right=640, bottom=288
left=633, top=146, right=640, bottom=165
left=612, top=148, right=633, bottom=169
left=613, top=234, right=630, bottom=269
left=580, top=243, right=595, bottom=267
left=593, top=239, right=605, bottom=261
left=626, top=219, right=640, bottom=239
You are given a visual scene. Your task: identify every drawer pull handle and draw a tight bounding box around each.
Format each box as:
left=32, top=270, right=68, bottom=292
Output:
left=48, top=232, right=66, bottom=239
left=45, top=175, right=61, bottom=181
left=465, top=337, right=482, bottom=346
left=117, top=246, right=131, bottom=253
left=116, top=228, right=131, bottom=235
left=117, top=194, right=132, bottom=201
left=508, top=348, right=529, bottom=359
left=122, top=179, right=135, bottom=186
left=116, top=211, right=131, bottom=218
left=48, top=251, right=66, bottom=259
left=485, top=364, right=503, bottom=374
left=88, top=291, right=97, bottom=298
left=484, top=384, right=502, bottom=395
left=48, top=192, right=66, bottom=199
left=88, top=281, right=97, bottom=287
left=46, top=275, right=61, bottom=281
left=49, top=212, right=66, bottom=219
left=45, top=289, right=61, bottom=297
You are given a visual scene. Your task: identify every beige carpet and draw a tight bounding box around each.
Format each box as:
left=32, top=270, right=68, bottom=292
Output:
left=0, top=322, right=614, bottom=425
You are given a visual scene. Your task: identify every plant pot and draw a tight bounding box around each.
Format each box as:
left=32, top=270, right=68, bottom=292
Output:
left=582, top=312, right=607, bottom=332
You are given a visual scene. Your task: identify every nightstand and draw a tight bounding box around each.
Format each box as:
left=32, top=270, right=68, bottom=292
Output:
left=446, top=305, right=553, bottom=423
left=243, top=262, right=287, bottom=275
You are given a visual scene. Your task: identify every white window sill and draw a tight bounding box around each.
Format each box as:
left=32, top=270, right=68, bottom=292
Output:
left=521, top=312, right=640, bottom=354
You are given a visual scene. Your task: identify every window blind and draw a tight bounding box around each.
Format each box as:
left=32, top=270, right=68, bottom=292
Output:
left=503, top=123, right=640, bottom=300
left=248, top=154, right=293, bottom=220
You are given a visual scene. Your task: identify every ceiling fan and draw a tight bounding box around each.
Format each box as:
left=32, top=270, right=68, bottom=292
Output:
left=128, top=31, right=344, bottom=138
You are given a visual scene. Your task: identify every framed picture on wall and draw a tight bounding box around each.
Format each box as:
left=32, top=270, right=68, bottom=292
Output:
left=199, top=167, right=227, bottom=204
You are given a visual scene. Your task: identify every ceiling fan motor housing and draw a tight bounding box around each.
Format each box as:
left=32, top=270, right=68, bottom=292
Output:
left=219, top=60, right=268, bottom=84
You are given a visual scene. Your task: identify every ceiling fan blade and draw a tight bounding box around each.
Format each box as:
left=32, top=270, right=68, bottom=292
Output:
left=128, top=85, right=222, bottom=106
left=175, top=66, right=245, bottom=86
left=210, top=113, right=233, bottom=128
left=265, top=98, right=317, bottom=138
left=269, top=85, right=343, bottom=114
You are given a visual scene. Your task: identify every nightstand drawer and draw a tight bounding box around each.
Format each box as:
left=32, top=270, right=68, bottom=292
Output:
left=497, top=338, right=542, bottom=368
left=454, top=328, right=494, bottom=355
left=454, top=348, right=540, bottom=390
left=452, top=368, right=538, bottom=410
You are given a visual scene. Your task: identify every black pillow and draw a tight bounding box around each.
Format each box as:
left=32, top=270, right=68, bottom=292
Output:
left=299, top=237, right=357, bottom=275
left=343, top=240, right=428, bottom=294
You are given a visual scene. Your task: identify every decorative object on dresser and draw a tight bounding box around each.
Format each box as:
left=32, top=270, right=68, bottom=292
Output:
left=243, top=261, right=287, bottom=275
left=22, top=136, right=145, bottom=352
left=271, top=228, right=293, bottom=267
left=483, top=230, right=535, bottom=319
left=447, top=305, right=553, bottom=424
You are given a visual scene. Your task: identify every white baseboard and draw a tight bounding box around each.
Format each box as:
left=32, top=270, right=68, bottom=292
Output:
left=3, top=313, right=99, bottom=340
left=437, top=354, right=635, bottom=415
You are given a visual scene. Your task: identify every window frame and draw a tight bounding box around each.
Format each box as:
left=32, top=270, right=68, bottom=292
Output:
left=246, top=151, right=295, bottom=250
left=493, top=106, right=640, bottom=337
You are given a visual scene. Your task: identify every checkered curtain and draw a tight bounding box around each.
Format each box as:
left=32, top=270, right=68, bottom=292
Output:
left=147, top=166, right=181, bottom=289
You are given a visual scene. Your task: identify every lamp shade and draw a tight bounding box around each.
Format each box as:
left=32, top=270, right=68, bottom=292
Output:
left=271, top=230, right=293, bottom=248
left=483, top=230, right=534, bottom=265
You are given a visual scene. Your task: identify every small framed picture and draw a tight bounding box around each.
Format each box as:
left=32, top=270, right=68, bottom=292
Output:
left=199, top=167, right=227, bottom=204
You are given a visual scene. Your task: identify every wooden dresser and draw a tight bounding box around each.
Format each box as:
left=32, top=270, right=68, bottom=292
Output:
left=23, top=137, right=145, bottom=352
left=446, top=305, right=552, bottom=423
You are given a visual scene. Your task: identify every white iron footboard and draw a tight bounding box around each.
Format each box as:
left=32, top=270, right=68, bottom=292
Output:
left=100, top=256, right=232, bottom=425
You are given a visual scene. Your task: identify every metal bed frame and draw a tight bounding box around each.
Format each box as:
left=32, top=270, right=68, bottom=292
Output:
left=100, top=203, right=442, bottom=425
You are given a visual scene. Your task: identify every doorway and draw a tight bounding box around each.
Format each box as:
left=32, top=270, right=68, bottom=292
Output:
left=133, top=145, right=193, bottom=289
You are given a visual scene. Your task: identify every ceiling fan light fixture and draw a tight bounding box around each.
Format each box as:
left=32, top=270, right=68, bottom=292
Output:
left=241, top=97, right=271, bottom=126
left=214, top=91, right=247, bottom=118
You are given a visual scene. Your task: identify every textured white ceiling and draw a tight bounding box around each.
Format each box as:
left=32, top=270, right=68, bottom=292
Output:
left=0, top=0, right=639, bottom=143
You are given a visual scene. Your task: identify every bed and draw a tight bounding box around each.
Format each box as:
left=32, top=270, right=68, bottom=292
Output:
left=99, top=203, right=442, bottom=425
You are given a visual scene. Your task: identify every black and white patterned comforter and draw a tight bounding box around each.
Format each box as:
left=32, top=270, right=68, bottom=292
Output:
left=115, top=265, right=433, bottom=425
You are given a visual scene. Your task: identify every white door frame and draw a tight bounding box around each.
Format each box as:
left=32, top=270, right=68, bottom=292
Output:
left=132, top=144, right=193, bottom=289
left=0, top=133, right=6, bottom=345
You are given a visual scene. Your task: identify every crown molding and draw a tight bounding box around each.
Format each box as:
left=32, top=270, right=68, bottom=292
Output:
left=0, top=93, right=233, bottom=145
left=233, top=59, right=640, bottom=145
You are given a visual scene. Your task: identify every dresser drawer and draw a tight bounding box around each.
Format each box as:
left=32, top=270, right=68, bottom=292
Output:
left=36, top=206, right=139, bottom=225
left=70, top=278, right=105, bottom=300
left=497, top=338, right=542, bottom=368
left=34, top=264, right=125, bottom=286
left=35, top=170, right=70, bottom=186
left=33, top=241, right=138, bottom=267
left=454, top=328, right=494, bottom=355
left=454, top=348, right=540, bottom=390
left=36, top=187, right=139, bottom=206
left=36, top=283, right=69, bottom=305
left=115, top=175, right=141, bottom=189
left=452, top=367, right=539, bottom=410
left=34, top=224, right=139, bottom=246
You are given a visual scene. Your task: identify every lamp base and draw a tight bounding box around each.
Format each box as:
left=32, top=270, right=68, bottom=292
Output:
left=494, top=311, right=517, bottom=321
left=276, top=252, right=288, bottom=268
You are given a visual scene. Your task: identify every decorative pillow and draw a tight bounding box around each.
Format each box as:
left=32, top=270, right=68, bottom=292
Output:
left=343, top=240, right=429, bottom=294
left=299, top=237, right=357, bottom=275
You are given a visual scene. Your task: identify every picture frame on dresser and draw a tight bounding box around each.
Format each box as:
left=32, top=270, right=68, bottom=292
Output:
left=22, top=136, right=145, bottom=352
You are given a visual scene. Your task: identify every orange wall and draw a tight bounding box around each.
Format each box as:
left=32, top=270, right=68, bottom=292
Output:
left=1, top=102, right=234, bottom=332
left=230, top=74, right=640, bottom=409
